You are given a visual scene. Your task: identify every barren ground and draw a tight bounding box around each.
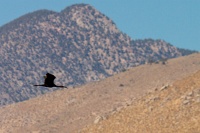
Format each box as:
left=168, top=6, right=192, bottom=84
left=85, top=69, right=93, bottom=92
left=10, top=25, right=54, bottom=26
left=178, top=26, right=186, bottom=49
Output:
left=81, top=66, right=200, bottom=133
left=0, top=53, right=200, bottom=133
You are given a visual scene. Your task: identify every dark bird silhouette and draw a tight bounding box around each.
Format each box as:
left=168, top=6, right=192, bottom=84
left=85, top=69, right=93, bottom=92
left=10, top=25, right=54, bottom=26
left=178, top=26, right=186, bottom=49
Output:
left=34, top=73, right=67, bottom=88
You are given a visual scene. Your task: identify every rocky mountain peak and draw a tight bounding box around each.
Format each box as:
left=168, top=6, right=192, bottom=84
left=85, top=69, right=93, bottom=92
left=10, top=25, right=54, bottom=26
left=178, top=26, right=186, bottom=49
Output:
left=60, top=4, right=119, bottom=34
left=0, top=4, right=196, bottom=106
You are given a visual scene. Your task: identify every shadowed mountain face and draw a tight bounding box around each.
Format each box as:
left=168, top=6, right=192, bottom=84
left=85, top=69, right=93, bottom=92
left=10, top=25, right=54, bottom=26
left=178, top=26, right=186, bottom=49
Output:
left=0, top=4, right=196, bottom=106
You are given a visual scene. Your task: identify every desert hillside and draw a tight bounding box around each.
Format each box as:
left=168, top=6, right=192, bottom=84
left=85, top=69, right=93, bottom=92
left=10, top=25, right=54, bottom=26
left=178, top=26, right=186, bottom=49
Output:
left=81, top=58, right=200, bottom=133
left=0, top=53, right=200, bottom=133
left=0, top=3, right=196, bottom=106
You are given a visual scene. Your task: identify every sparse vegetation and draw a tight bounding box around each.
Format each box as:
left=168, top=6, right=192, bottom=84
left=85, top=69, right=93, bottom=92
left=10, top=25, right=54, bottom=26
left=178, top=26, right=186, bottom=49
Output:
left=147, top=57, right=155, bottom=65
left=119, top=84, right=124, bottom=87
left=160, top=57, right=168, bottom=65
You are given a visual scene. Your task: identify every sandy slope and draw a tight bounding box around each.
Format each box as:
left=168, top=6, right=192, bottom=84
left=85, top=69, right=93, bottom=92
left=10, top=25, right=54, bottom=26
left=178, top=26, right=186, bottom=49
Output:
left=81, top=66, right=200, bottom=133
left=0, top=53, right=200, bottom=133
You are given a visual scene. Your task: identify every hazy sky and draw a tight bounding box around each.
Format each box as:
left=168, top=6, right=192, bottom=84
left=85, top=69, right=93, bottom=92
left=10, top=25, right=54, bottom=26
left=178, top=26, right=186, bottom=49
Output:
left=0, top=0, right=199, bottom=51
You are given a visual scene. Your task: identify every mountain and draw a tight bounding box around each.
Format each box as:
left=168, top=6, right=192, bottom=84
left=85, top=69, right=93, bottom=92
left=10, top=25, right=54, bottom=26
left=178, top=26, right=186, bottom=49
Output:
left=0, top=53, right=200, bottom=133
left=0, top=4, right=196, bottom=106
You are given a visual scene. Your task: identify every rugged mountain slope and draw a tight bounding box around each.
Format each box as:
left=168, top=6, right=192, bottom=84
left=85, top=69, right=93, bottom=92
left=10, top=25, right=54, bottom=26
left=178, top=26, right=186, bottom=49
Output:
left=82, top=61, right=200, bottom=133
left=0, top=53, right=200, bottom=133
left=0, top=4, right=196, bottom=106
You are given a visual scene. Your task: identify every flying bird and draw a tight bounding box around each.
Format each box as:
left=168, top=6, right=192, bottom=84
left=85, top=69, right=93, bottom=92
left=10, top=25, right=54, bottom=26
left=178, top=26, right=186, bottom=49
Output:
left=34, top=73, right=67, bottom=88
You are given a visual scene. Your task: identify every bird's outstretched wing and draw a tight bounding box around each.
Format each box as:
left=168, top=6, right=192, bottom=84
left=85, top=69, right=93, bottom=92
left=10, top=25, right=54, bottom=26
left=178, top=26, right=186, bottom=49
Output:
left=34, top=73, right=68, bottom=88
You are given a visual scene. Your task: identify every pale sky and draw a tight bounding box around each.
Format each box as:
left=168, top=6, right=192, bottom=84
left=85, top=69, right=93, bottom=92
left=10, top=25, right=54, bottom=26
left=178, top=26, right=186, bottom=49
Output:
left=0, top=0, right=199, bottom=51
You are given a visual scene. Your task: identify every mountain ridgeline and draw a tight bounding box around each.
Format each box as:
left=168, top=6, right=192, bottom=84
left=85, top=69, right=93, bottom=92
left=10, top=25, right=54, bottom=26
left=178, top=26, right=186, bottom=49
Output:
left=0, top=4, right=196, bottom=106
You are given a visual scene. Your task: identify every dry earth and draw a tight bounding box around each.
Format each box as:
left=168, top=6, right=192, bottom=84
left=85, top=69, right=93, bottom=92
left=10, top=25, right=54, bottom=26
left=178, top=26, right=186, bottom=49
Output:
left=0, top=53, right=200, bottom=133
left=81, top=65, right=200, bottom=133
